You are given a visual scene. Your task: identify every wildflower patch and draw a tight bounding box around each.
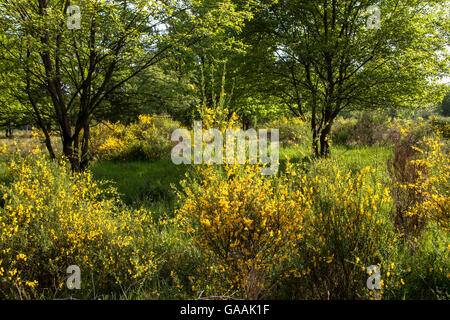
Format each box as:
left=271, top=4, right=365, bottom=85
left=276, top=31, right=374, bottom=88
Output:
left=171, top=121, right=280, bottom=175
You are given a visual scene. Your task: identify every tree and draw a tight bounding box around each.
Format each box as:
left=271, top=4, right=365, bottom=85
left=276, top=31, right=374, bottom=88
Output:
left=93, top=62, right=199, bottom=126
left=438, top=91, right=450, bottom=117
left=0, top=102, right=29, bottom=137
left=0, top=0, right=255, bottom=170
left=241, top=0, right=449, bottom=156
left=0, top=60, right=56, bottom=146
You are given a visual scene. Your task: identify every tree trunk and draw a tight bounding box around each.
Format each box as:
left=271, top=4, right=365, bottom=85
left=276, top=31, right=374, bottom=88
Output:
left=59, top=115, right=92, bottom=172
left=311, top=96, right=319, bottom=157
left=6, top=127, right=13, bottom=138
left=62, top=135, right=79, bottom=172
left=319, top=123, right=332, bottom=157
left=80, top=122, right=90, bottom=171
left=312, top=128, right=319, bottom=157
left=42, top=128, right=56, bottom=160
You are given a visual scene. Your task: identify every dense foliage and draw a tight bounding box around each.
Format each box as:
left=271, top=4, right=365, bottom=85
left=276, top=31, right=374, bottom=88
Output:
left=0, top=0, right=448, bottom=301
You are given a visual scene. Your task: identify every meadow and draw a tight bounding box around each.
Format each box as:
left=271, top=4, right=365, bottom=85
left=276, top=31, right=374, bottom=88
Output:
left=0, top=0, right=448, bottom=303
left=0, top=111, right=448, bottom=300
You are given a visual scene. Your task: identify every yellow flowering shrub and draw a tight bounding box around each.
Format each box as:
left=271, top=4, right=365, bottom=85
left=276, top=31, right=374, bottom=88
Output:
left=176, top=163, right=306, bottom=299
left=430, top=116, right=450, bottom=139
left=199, top=104, right=240, bottom=133
left=0, top=153, right=157, bottom=299
left=0, top=131, right=48, bottom=158
left=388, top=128, right=449, bottom=238
left=0, top=142, right=7, bottom=155
left=89, top=114, right=182, bottom=162
left=407, top=135, right=449, bottom=232
left=286, top=160, right=399, bottom=299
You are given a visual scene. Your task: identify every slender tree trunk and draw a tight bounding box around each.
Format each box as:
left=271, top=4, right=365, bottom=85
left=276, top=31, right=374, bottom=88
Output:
left=62, top=134, right=79, bottom=172
left=319, top=125, right=331, bottom=157
left=312, top=127, right=319, bottom=157
left=311, top=97, right=319, bottom=157
left=319, top=106, right=333, bottom=157
left=80, top=121, right=90, bottom=171
left=42, top=128, right=56, bottom=159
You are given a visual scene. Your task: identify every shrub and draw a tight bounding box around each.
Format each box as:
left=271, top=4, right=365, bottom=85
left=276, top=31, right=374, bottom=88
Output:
left=404, top=135, right=449, bottom=233
left=331, top=112, right=388, bottom=147
left=176, top=164, right=306, bottom=299
left=284, top=160, right=398, bottom=299
left=0, top=153, right=157, bottom=299
left=386, top=227, right=449, bottom=299
left=330, top=118, right=358, bottom=146
left=331, top=113, right=437, bottom=149
left=387, top=130, right=449, bottom=238
left=387, top=127, right=429, bottom=238
left=352, top=112, right=388, bottom=146
left=263, top=116, right=310, bottom=148
left=89, top=114, right=182, bottom=162
left=430, top=116, right=450, bottom=139
left=90, top=122, right=127, bottom=160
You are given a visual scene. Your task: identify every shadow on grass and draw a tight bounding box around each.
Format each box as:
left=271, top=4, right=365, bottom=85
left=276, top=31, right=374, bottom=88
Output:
left=91, top=158, right=189, bottom=216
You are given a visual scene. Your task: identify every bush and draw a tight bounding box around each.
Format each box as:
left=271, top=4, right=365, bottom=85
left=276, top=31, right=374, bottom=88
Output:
left=387, top=127, right=429, bottom=238
left=331, top=112, right=389, bottom=147
left=330, top=118, right=358, bottom=146
left=410, top=135, right=449, bottom=233
left=430, top=116, right=450, bottom=139
left=387, top=130, right=449, bottom=238
left=386, top=227, right=449, bottom=300
left=281, top=160, right=398, bottom=299
left=331, top=112, right=438, bottom=149
left=89, top=114, right=182, bottom=162
left=263, top=116, right=310, bottom=148
left=176, top=164, right=306, bottom=299
left=0, top=153, right=157, bottom=299
left=176, top=158, right=418, bottom=300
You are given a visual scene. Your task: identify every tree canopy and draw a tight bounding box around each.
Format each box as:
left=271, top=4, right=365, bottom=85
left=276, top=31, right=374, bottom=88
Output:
left=236, top=0, right=449, bottom=155
left=0, top=0, right=257, bottom=170
left=0, top=0, right=448, bottom=166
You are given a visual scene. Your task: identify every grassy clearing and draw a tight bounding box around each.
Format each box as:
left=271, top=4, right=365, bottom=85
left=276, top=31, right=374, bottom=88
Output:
left=91, top=159, right=188, bottom=217
left=280, top=144, right=392, bottom=177
left=89, top=144, right=393, bottom=221
left=1, top=120, right=448, bottom=299
left=331, top=145, right=392, bottom=184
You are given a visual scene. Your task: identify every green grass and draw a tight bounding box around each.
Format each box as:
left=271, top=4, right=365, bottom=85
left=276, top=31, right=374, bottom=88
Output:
left=0, top=161, right=10, bottom=185
left=0, top=161, right=7, bottom=175
left=91, top=158, right=188, bottom=217
left=280, top=144, right=311, bottom=162
left=91, top=145, right=392, bottom=210
left=331, top=145, right=392, bottom=166
left=279, top=143, right=392, bottom=176
left=331, top=145, right=393, bottom=188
